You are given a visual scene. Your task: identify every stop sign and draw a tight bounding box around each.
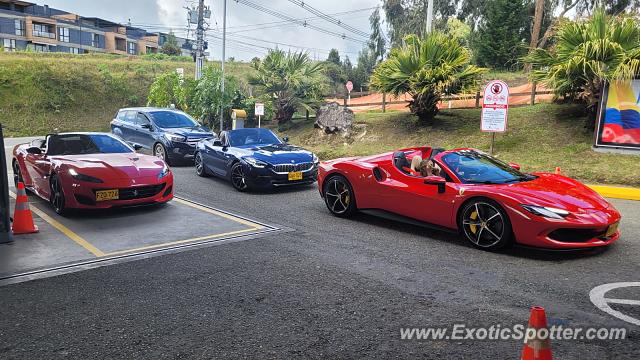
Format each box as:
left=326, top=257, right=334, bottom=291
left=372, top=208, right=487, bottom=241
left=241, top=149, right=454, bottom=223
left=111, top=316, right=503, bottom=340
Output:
left=346, top=81, right=353, bottom=93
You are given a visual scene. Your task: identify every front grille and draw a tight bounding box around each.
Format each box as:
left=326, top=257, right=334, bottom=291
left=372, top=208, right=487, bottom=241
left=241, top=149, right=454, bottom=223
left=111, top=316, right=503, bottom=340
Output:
left=548, top=228, right=605, bottom=243
left=186, top=137, right=208, bottom=147
left=93, top=184, right=165, bottom=201
left=273, top=162, right=315, bottom=173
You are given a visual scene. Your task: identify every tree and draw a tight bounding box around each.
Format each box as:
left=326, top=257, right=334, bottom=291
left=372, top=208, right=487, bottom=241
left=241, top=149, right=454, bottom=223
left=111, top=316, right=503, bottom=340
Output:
left=147, top=72, right=195, bottom=112
left=327, top=49, right=341, bottom=65
left=352, top=48, right=377, bottom=91
left=471, top=0, right=530, bottom=69
left=371, top=32, right=485, bottom=122
left=369, top=6, right=386, bottom=62
left=250, top=49, right=325, bottom=124
left=525, top=9, right=640, bottom=128
left=444, top=17, right=471, bottom=46
left=192, top=65, right=238, bottom=127
left=383, top=0, right=457, bottom=46
left=160, top=32, right=182, bottom=56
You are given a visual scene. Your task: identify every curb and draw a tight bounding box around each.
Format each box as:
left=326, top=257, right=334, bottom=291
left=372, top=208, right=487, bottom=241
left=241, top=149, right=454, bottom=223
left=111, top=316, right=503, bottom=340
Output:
left=588, top=185, right=640, bottom=201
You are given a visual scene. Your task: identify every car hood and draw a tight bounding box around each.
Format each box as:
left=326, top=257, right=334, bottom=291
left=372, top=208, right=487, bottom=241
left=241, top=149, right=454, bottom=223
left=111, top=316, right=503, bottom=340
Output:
left=164, top=126, right=214, bottom=138
left=238, top=143, right=314, bottom=164
left=54, top=153, right=166, bottom=180
left=491, top=173, right=611, bottom=212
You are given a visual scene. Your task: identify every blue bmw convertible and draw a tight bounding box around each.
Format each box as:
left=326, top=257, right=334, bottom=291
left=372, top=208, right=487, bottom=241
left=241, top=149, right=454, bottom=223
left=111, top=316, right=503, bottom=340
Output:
left=194, top=128, right=319, bottom=191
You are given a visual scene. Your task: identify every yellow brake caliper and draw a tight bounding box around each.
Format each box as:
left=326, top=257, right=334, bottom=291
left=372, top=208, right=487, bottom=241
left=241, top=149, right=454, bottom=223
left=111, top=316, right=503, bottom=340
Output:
left=469, top=211, right=478, bottom=234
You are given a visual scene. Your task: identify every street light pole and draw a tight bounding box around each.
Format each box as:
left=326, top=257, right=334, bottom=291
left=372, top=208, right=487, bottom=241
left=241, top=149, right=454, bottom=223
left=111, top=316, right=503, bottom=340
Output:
left=426, top=0, right=434, bottom=33
left=195, top=0, right=205, bottom=80
left=219, top=0, right=227, bottom=132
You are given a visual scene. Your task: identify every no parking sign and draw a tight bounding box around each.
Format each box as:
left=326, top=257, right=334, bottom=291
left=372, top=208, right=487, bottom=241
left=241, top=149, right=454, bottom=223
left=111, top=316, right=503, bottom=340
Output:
left=481, top=80, right=509, bottom=132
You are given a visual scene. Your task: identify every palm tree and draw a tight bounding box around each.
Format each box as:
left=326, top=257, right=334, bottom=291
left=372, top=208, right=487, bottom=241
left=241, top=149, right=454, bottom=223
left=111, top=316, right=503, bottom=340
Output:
left=250, top=50, right=324, bottom=124
left=370, top=32, right=485, bottom=122
left=525, top=9, right=640, bottom=127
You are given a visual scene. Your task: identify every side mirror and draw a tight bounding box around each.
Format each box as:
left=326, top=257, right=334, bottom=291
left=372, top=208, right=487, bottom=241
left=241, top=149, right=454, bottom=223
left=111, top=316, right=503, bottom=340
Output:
left=141, top=123, right=152, bottom=130
left=133, top=144, right=143, bottom=151
left=282, top=136, right=289, bottom=143
left=26, top=146, right=43, bottom=155
left=509, top=162, right=521, bottom=171
left=213, top=139, right=223, bottom=147
left=424, top=175, right=446, bottom=194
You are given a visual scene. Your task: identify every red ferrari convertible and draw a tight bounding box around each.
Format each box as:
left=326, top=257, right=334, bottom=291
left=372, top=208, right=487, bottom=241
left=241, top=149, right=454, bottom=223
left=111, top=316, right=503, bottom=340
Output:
left=318, top=147, right=621, bottom=251
left=13, top=133, right=173, bottom=215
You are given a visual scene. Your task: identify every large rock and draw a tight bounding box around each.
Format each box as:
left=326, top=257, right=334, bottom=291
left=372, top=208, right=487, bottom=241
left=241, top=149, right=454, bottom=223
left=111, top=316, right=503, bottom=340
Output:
left=314, top=102, right=354, bottom=134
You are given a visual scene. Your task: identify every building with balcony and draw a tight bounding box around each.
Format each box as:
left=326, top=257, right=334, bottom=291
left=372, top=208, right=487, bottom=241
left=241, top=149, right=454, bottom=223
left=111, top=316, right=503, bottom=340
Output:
left=0, top=0, right=194, bottom=57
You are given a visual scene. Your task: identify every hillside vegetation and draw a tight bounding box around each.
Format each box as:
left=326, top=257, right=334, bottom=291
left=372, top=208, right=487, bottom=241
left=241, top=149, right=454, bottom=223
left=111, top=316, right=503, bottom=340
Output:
left=278, top=104, right=640, bottom=186
left=0, top=52, right=253, bottom=136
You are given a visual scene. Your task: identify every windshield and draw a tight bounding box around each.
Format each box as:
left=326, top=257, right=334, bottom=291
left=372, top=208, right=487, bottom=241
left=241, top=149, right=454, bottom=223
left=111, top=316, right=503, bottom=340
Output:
left=149, top=111, right=199, bottom=128
left=47, top=134, right=133, bottom=155
left=440, top=150, right=534, bottom=184
left=227, top=128, right=282, bottom=147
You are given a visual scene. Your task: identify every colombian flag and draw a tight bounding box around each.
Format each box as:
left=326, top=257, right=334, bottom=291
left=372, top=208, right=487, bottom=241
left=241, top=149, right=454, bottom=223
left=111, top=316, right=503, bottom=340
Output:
left=601, top=81, right=640, bottom=145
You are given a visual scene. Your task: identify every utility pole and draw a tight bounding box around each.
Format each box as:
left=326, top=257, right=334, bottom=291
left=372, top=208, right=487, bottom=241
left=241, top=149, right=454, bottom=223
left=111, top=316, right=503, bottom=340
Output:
left=195, top=0, right=205, bottom=80
left=426, top=0, right=434, bottom=33
left=219, top=0, right=227, bottom=132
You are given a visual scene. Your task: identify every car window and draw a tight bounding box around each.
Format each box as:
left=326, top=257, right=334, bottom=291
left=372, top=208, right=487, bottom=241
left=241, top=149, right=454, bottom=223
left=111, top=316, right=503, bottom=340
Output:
left=441, top=150, right=531, bottom=184
left=227, top=128, right=281, bottom=147
left=124, top=111, right=137, bottom=124
left=149, top=111, right=198, bottom=128
left=137, top=113, right=150, bottom=126
left=47, top=134, right=133, bottom=155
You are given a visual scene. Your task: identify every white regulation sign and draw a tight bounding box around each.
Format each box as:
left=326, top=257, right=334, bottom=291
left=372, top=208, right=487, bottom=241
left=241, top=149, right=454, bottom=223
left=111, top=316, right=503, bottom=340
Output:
left=255, top=103, right=265, bottom=116
left=481, top=80, right=510, bottom=132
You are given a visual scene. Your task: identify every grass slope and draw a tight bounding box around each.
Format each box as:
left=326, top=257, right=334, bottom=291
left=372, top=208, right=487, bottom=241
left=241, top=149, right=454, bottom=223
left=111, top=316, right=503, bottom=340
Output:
left=0, top=52, right=252, bottom=137
left=279, top=104, right=640, bottom=186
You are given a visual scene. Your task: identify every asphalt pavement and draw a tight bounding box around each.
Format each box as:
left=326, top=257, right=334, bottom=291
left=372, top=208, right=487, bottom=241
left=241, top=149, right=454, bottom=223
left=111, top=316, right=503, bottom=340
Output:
left=1, top=161, right=639, bottom=359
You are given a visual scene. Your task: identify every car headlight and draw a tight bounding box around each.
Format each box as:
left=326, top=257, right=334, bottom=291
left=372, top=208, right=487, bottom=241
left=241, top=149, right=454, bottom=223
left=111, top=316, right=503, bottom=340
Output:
left=158, top=164, right=171, bottom=180
left=521, top=205, right=569, bottom=219
left=312, top=154, right=319, bottom=164
left=165, top=133, right=186, bottom=142
left=243, top=156, right=268, bottom=168
left=68, top=168, right=103, bottom=183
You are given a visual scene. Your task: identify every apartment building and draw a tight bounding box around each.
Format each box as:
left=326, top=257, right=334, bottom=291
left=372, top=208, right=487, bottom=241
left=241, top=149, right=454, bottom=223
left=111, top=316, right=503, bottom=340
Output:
left=0, top=0, right=195, bottom=56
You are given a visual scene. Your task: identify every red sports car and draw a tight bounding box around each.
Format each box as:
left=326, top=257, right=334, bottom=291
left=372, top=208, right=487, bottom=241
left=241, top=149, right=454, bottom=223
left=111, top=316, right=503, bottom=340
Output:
left=12, top=133, right=173, bottom=215
left=318, top=147, right=621, bottom=251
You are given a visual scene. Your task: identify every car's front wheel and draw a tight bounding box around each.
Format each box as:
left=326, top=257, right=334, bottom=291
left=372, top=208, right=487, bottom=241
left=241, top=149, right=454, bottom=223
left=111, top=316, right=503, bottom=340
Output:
left=195, top=152, right=209, bottom=177
left=230, top=162, right=249, bottom=192
left=49, top=174, right=67, bottom=216
left=323, top=175, right=357, bottom=218
left=459, top=198, right=512, bottom=251
left=154, top=143, right=172, bottom=166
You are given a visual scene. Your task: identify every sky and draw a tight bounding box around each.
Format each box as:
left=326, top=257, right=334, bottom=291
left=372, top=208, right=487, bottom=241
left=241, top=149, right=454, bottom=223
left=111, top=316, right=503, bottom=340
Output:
left=40, top=0, right=381, bottom=62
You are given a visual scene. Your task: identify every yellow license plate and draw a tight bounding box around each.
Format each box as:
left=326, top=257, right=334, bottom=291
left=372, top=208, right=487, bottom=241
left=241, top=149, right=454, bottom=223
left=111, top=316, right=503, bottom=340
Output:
left=605, top=222, right=619, bottom=237
left=95, top=189, right=119, bottom=202
left=288, top=171, right=303, bottom=181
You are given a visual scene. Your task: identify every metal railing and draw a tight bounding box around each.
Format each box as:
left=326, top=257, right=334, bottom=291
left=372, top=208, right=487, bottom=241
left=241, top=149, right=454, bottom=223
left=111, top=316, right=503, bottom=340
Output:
left=32, top=30, right=56, bottom=39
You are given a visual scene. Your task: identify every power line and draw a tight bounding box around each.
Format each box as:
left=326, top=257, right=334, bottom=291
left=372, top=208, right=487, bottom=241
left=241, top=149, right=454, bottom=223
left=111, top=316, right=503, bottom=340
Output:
left=233, top=0, right=368, bottom=45
left=287, top=0, right=370, bottom=38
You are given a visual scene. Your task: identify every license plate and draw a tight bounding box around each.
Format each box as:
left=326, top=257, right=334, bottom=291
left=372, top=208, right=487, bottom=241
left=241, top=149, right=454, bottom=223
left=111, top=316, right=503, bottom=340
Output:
left=288, top=171, right=303, bottom=181
left=95, top=189, right=119, bottom=202
left=605, top=222, right=619, bottom=237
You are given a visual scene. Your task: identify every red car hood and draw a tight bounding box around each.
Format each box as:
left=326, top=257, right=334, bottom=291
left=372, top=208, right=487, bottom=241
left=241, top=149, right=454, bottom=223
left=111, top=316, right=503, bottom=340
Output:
left=54, top=153, right=166, bottom=180
left=492, top=173, right=611, bottom=212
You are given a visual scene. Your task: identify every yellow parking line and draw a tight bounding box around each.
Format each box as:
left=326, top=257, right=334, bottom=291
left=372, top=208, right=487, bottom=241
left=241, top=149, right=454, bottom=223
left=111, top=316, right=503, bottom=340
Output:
left=588, top=185, right=640, bottom=201
left=103, top=227, right=261, bottom=256
left=174, top=197, right=265, bottom=229
left=9, top=191, right=105, bottom=257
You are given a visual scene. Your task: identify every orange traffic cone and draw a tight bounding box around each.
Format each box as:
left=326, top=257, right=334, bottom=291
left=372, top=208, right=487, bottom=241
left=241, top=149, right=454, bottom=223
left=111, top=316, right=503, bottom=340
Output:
left=521, top=306, right=552, bottom=360
left=12, top=182, right=38, bottom=235
left=554, top=167, right=561, bottom=175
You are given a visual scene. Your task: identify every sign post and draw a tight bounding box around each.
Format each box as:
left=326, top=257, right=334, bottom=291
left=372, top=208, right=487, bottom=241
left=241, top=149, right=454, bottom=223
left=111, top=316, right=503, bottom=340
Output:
left=255, top=102, right=264, bottom=128
left=346, top=81, right=353, bottom=106
left=481, top=80, right=510, bottom=154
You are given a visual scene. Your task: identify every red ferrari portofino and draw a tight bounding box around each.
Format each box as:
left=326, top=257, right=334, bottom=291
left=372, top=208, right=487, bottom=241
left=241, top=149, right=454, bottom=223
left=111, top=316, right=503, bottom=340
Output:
left=13, top=133, right=173, bottom=215
left=318, top=147, right=621, bottom=250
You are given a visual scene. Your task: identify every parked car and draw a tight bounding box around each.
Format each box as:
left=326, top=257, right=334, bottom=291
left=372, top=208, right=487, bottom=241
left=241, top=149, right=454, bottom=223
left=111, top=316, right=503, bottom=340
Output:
left=12, top=133, right=173, bottom=215
left=111, top=107, right=214, bottom=165
left=318, top=147, right=621, bottom=251
left=195, top=128, right=319, bottom=191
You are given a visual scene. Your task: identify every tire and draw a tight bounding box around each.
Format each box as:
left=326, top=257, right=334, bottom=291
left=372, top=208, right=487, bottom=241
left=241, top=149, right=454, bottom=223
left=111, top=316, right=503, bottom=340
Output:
left=323, top=174, right=357, bottom=218
left=195, top=152, right=209, bottom=177
left=154, top=143, right=172, bottom=166
left=49, top=174, right=68, bottom=216
left=230, top=162, right=250, bottom=192
left=458, top=198, right=513, bottom=251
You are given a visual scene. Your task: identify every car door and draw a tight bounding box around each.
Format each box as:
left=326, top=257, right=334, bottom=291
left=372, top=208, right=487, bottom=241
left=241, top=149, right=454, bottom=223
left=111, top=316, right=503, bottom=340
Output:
left=134, top=112, right=155, bottom=151
left=111, top=110, right=136, bottom=143
left=23, top=144, right=52, bottom=198
left=373, top=164, right=458, bottom=228
left=208, top=132, right=231, bottom=177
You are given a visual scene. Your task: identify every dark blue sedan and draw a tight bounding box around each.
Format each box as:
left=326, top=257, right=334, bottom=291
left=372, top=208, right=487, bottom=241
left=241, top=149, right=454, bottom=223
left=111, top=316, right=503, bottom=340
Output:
left=195, top=128, right=319, bottom=191
left=111, top=107, right=215, bottom=165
